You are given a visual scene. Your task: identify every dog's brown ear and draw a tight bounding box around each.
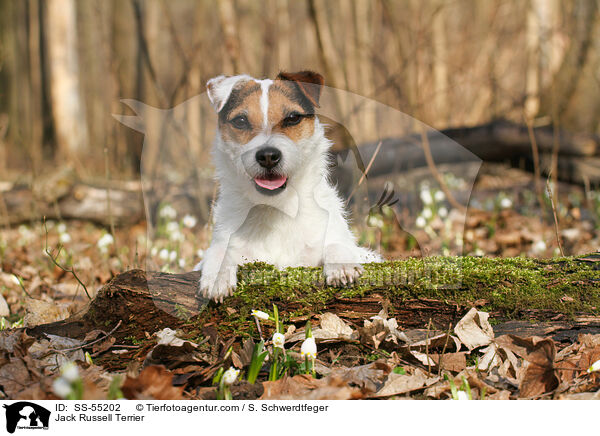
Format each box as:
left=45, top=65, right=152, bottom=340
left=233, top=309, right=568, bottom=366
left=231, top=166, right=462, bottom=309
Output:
left=277, top=71, right=324, bottom=108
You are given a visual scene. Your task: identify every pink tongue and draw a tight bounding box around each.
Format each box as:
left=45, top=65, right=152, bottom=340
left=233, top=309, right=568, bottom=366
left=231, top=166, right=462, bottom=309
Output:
left=254, top=176, right=287, bottom=190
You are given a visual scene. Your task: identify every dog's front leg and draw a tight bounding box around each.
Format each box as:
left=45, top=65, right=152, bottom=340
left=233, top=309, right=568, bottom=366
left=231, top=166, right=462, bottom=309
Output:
left=196, top=240, right=238, bottom=303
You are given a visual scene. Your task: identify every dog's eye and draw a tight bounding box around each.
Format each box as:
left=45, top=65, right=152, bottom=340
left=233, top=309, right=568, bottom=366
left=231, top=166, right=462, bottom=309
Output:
left=230, top=115, right=250, bottom=129
left=282, top=112, right=303, bottom=127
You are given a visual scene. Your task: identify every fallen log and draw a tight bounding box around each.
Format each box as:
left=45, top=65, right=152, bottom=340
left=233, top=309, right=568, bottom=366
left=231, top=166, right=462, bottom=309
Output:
left=3, top=120, right=599, bottom=227
left=345, top=119, right=600, bottom=185
left=25, top=257, right=600, bottom=345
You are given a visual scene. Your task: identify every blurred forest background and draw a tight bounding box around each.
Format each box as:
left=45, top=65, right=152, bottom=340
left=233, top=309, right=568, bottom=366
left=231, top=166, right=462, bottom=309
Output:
left=2, top=0, right=600, bottom=177
left=1, top=0, right=600, bottom=286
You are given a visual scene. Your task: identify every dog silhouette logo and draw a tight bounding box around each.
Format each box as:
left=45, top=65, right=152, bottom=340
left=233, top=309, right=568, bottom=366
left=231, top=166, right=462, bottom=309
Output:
left=3, top=402, right=50, bottom=433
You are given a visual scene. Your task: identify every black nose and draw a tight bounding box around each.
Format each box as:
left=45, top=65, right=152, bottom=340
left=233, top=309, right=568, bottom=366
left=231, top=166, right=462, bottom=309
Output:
left=255, top=147, right=281, bottom=169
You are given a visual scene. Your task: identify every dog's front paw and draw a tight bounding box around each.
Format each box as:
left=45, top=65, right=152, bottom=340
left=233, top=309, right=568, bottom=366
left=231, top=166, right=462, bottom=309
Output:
left=324, top=263, right=363, bottom=287
left=197, top=266, right=237, bottom=303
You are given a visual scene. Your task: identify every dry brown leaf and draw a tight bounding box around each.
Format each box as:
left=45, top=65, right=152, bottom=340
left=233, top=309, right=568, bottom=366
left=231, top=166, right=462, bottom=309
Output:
left=358, top=309, right=408, bottom=349
left=121, top=365, right=184, bottom=400
left=287, top=313, right=356, bottom=343
left=0, top=293, right=9, bottom=317
left=143, top=328, right=209, bottom=368
left=499, top=336, right=558, bottom=398
left=232, top=338, right=255, bottom=369
left=485, top=390, right=512, bottom=400
left=494, top=335, right=559, bottom=397
left=372, top=368, right=433, bottom=398
left=454, top=308, right=494, bottom=350
left=431, top=352, right=467, bottom=372
left=329, top=359, right=391, bottom=392
left=23, top=298, right=72, bottom=327
left=260, top=374, right=363, bottom=400
left=28, top=334, right=85, bottom=370
left=0, top=331, right=44, bottom=398
left=318, top=312, right=355, bottom=340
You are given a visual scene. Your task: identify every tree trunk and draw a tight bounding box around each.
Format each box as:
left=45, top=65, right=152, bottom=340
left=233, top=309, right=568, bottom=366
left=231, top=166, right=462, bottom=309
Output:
left=45, top=0, right=89, bottom=161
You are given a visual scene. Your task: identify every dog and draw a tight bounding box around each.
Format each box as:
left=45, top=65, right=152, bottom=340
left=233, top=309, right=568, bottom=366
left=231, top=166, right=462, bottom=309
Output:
left=196, top=71, right=381, bottom=302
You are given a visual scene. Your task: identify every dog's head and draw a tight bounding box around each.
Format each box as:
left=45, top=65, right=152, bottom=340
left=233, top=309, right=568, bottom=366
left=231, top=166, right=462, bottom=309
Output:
left=207, top=71, right=325, bottom=196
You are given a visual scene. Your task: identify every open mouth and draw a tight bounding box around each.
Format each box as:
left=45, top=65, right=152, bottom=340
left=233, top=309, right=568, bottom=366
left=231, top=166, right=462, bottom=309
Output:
left=254, top=174, right=288, bottom=195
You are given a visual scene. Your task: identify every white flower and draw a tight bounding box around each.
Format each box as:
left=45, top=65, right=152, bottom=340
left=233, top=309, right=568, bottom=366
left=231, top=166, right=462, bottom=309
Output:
left=57, top=223, right=67, bottom=234
left=182, top=215, right=197, bottom=229
left=178, top=258, right=186, bottom=269
left=434, top=190, right=445, bottom=202
left=587, top=359, right=600, bottom=373
left=52, top=378, right=72, bottom=398
left=18, top=225, right=34, bottom=243
left=422, top=208, right=433, bottom=219
left=97, top=233, right=114, bottom=253
left=11, top=275, right=20, bottom=286
left=438, top=207, right=448, bottom=218
left=272, top=332, right=285, bottom=349
left=59, top=233, right=71, bottom=244
left=60, top=361, right=80, bottom=383
left=251, top=310, right=270, bottom=320
left=150, top=246, right=158, bottom=257
left=159, top=204, right=177, bottom=219
left=222, top=367, right=239, bottom=385
left=532, top=240, right=547, bottom=254
left=166, top=221, right=179, bottom=234
left=300, top=337, right=317, bottom=358
left=169, top=250, right=177, bottom=262
left=196, top=249, right=205, bottom=259
left=500, top=197, right=513, bottom=209
left=455, top=390, right=469, bottom=400
left=420, top=189, right=433, bottom=205
left=170, top=230, right=184, bottom=242
left=416, top=216, right=426, bottom=228
left=159, top=248, right=169, bottom=261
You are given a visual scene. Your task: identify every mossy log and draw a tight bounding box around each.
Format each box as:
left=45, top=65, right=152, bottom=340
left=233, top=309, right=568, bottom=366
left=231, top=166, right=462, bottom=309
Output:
left=26, top=256, right=600, bottom=343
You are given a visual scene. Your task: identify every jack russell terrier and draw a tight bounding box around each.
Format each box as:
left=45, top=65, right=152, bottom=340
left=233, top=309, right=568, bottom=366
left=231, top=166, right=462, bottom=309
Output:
left=196, top=71, right=381, bottom=302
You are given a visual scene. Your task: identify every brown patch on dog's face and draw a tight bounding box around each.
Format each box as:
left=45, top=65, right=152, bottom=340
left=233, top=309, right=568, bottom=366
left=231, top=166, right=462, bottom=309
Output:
left=268, top=82, right=316, bottom=142
left=218, top=80, right=262, bottom=145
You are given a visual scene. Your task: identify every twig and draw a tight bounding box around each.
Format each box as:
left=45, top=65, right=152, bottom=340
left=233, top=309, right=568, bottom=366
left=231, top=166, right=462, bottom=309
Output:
left=55, top=320, right=123, bottom=352
left=425, top=318, right=432, bottom=376
left=345, top=140, right=382, bottom=205
left=254, top=316, right=263, bottom=341
left=546, top=175, right=564, bottom=256
left=419, top=127, right=466, bottom=213
left=104, top=147, right=117, bottom=255
left=524, top=112, right=546, bottom=216
left=437, top=322, right=453, bottom=377
left=13, top=275, right=31, bottom=298
left=43, top=217, right=91, bottom=299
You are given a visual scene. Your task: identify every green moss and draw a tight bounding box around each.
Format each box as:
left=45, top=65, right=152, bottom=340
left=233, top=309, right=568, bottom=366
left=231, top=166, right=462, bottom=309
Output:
left=191, top=256, right=600, bottom=334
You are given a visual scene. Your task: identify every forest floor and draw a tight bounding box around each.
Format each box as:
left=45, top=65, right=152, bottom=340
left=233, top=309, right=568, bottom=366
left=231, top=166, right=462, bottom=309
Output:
left=1, top=164, right=600, bottom=400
